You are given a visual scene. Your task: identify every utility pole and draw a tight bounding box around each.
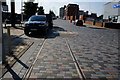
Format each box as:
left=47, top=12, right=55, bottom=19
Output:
left=11, top=0, right=15, bottom=28
left=0, top=1, right=3, bottom=63
left=1, top=0, right=8, bottom=63
left=21, top=0, right=23, bottom=22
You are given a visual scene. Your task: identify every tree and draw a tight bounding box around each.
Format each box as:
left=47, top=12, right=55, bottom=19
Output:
left=37, top=6, right=44, bottom=15
left=98, top=15, right=103, bottom=19
left=23, top=2, right=38, bottom=19
left=49, top=10, right=56, bottom=17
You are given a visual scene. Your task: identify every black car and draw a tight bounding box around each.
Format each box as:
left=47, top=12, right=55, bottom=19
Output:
left=75, top=20, right=83, bottom=26
left=24, top=15, right=53, bottom=36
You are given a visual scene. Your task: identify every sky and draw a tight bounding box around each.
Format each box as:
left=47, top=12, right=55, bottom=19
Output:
left=6, top=0, right=119, bottom=16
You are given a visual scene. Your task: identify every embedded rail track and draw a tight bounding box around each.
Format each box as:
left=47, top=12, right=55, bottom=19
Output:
left=65, top=38, right=86, bottom=80
left=22, top=37, right=47, bottom=80
left=22, top=37, right=85, bottom=80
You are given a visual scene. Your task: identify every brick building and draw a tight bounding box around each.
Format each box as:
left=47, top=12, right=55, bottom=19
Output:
left=64, top=4, right=79, bottom=20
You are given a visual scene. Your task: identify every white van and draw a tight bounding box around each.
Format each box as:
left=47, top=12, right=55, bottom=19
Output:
left=117, top=16, right=120, bottom=23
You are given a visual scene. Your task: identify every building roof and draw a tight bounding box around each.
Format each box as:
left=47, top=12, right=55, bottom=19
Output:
left=67, top=4, right=79, bottom=7
left=104, top=2, right=112, bottom=5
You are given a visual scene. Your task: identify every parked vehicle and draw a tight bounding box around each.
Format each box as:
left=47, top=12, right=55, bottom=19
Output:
left=117, top=16, right=120, bottom=23
left=46, top=14, right=53, bottom=29
left=24, top=15, right=53, bottom=36
left=75, top=20, right=83, bottom=26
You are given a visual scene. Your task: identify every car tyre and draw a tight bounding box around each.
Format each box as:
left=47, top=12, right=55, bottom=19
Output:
left=24, top=30, right=30, bottom=36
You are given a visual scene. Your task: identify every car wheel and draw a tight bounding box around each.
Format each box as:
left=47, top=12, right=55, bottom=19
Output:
left=24, top=30, right=30, bottom=36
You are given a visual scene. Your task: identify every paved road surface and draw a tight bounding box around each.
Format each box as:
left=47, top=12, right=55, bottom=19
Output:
left=3, top=19, right=119, bottom=80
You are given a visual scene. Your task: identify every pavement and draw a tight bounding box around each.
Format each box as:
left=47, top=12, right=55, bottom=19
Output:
left=57, top=20, right=119, bottom=79
left=2, top=25, right=34, bottom=78
left=2, top=19, right=120, bottom=80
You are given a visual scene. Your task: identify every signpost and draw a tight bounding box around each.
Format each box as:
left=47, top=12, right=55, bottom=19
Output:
left=2, top=5, right=8, bottom=11
left=113, top=4, right=120, bottom=8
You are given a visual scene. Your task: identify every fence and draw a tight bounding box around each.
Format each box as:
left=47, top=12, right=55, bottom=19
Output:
left=65, top=15, right=120, bottom=29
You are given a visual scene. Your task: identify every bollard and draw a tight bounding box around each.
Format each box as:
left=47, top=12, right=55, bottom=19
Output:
left=7, top=26, right=12, bottom=54
left=70, top=19, right=72, bottom=23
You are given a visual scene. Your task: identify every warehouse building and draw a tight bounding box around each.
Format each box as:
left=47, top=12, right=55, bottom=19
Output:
left=62, top=4, right=79, bottom=20
left=103, top=1, right=120, bottom=23
left=59, top=7, right=64, bottom=18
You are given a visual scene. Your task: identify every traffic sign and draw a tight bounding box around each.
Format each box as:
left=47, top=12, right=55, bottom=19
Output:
left=2, top=5, right=8, bottom=11
left=113, top=4, right=120, bottom=8
left=113, top=1, right=120, bottom=8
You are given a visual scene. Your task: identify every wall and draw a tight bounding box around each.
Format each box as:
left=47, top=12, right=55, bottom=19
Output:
left=85, top=21, right=94, bottom=25
left=59, top=7, right=64, bottom=18
left=95, top=22, right=103, bottom=27
left=103, top=2, right=120, bottom=19
left=104, top=22, right=120, bottom=29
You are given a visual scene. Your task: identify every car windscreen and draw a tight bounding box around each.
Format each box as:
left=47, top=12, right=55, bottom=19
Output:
left=29, top=16, right=46, bottom=21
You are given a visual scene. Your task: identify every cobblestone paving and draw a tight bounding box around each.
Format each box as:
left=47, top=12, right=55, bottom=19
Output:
left=67, top=36, right=119, bottom=79
left=3, top=19, right=119, bottom=80
left=3, top=27, right=24, bottom=54
left=18, top=39, right=45, bottom=78
left=28, top=37, right=80, bottom=79
left=54, top=19, right=120, bottom=79
left=3, top=27, right=24, bottom=38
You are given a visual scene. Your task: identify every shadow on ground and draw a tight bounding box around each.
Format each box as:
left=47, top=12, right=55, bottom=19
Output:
left=27, top=26, right=67, bottom=39
left=3, top=33, right=25, bottom=56
left=3, top=25, right=24, bottom=30
left=3, top=54, right=28, bottom=80
left=2, top=31, right=32, bottom=78
left=87, top=27, right=105, bottom=29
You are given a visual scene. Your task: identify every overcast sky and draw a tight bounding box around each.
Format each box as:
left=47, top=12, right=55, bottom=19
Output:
left=6, top=0, right=118, bottom=16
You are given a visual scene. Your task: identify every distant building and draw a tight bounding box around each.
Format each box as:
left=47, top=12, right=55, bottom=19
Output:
left=79, top=10, right=84, bottom=15
left=26, top=0, right=35, bottom=2
left=103, top=1, right=120, bottom=22
left=59, top=7, right=64, bottom=18
left=64, top=4, right=79, bottom=20
left=90, top=13, right=97, bottom=19
left=1, top=0, right=8, bottom=11
left=2, top=1, right=7, bottom=6
left=79, top=10, right=88, bottom=16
